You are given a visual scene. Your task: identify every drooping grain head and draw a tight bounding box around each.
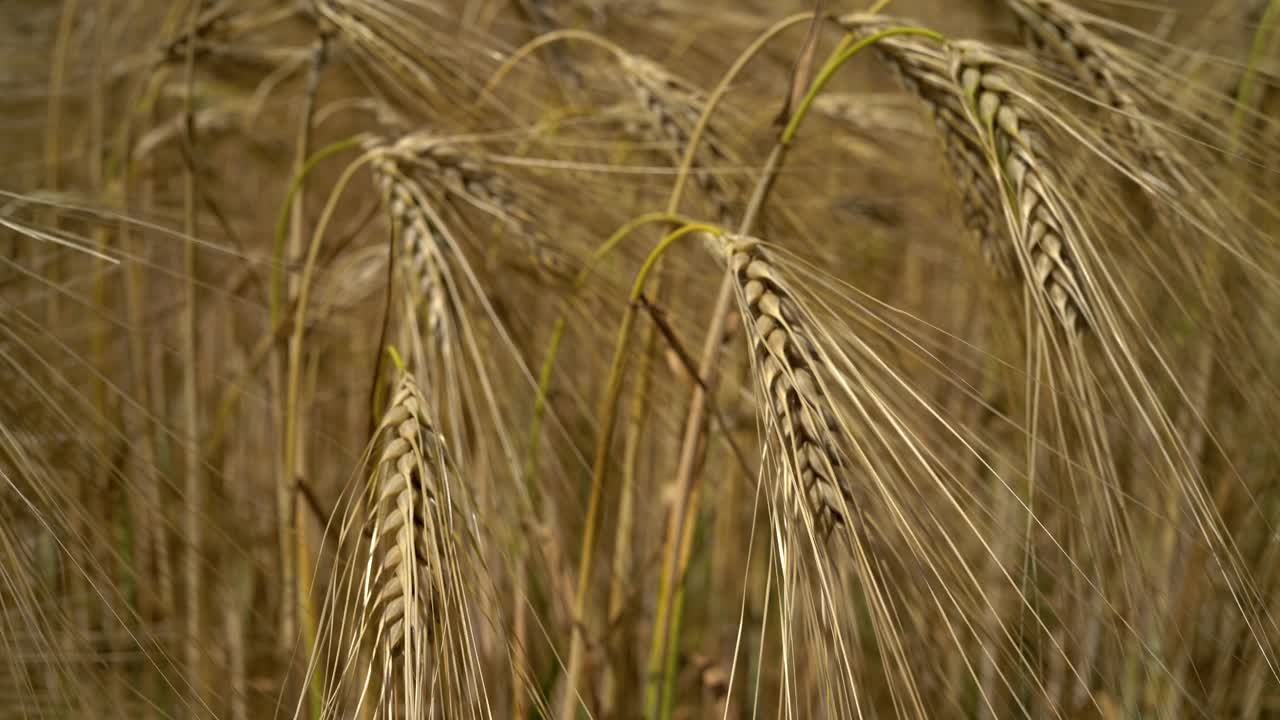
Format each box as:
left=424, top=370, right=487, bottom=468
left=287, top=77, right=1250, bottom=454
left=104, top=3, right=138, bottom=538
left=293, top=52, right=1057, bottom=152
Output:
left=722, top=234, right=853, bottom=529
left=371, top=134, right=580, bottom=286
left=839, top=14, right=1014, bottom=276
left=619, top=53, right=736, bottom=226
left=948, top=41, right=1092, bottom=335
left=372, top=155, right=452, bottom=343
left=1006, top=0, right=1182, bottom=186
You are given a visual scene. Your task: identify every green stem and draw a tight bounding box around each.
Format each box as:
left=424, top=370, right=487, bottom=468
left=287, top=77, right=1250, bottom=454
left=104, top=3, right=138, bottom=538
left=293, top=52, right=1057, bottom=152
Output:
left=781, top=26, right=944, bottom=145
left=645, top=24, right=946, bottom=719
left=279, top=150, right=373, bottom=715
left=271, top=136, right=367, bottom=327
left=479, top=29, right=628, bottom=102
left=1231, top=0, right=1280, bottom=144
left=521, top=211, right=697, bottom=494
left=556, top=223, right=721, bottom=720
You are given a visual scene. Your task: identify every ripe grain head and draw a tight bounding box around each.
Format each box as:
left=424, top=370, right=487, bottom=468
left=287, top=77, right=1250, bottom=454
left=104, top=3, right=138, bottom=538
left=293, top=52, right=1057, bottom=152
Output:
left=840, top=14, right=1015, bottom=276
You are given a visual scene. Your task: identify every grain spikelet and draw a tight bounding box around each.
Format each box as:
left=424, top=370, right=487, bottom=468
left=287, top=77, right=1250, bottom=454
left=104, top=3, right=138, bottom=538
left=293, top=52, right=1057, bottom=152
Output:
left=840, top=14, right=1012, bottom=274
left=722, top=235, right=852, bottom=527
left=1007, top=0, right=1182, bottom=185
left=367, top=374, right=446, bottom=674
left=369, top=134, right=579, bottom=285
left=620, top=53, right=737, bottom=225
left=948, top=41, right=1093, bottom=335
left=358, top=371, right=488, bottom=718
left=373, top=159, right=452, bottom=343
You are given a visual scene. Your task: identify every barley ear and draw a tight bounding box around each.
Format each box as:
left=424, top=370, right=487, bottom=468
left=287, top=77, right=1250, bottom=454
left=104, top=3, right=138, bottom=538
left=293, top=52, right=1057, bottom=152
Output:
left=722, top=235, right=853, bottom=528
left=949, top=41, right=1093, bottom=335
left=366, top=372, right=452, bottom=715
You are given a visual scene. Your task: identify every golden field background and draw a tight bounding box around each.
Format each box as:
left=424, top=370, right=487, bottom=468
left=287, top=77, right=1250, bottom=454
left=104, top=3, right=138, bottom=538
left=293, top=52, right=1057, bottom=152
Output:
left=1, top=1, right=1279, bottom=717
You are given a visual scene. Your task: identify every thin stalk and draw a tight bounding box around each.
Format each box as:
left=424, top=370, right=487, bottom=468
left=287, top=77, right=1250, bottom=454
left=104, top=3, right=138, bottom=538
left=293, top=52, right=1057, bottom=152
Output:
left=45, top=6, right=80, bottom=695
left=269, top=134, right=362, bottom=657
left=520, top=211, right=692, bottom=716
left=179, top=1, right=204, bottom=704
left=642, top=144, right=783, bottom=720
left=657, top=484, right=703, bottom=720
left=45, top=0, right=77, bottom=196
left=521, top=212, right=694, bottom=495
left=479, top=29, right=629, bottom=102
left=272, top=137, right=368, bottom=327
left=122, top=62, right=180, bottom=718
left=41, top=0, right=77, bottom=333
left=556, top=223, right=721, bottom=720
left=1231, top=0, right=1280, bottom=137
left=780, top=26, right=945, bottom=145
left=288, top=37, right=329, bottom=720
left=667, top=12, right=818, bottom=209
left=280, top=153, right=374, bottom=659
left=601, top=15, right=818, bottom=713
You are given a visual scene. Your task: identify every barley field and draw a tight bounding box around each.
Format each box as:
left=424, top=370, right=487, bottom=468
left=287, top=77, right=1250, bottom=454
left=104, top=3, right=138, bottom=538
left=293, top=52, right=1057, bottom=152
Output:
left=2, top=0, right=1279, bottom=718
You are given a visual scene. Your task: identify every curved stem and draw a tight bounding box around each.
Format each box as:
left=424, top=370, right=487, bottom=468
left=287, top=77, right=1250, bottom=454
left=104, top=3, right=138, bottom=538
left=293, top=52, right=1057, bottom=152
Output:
left=283, top=152, right=373, bottom=481
left=479, top=29, right=629, bottom=102
left=522, top=212, right=698, bottom=491
left=557, top=223, right=720, bottom=720
left=781, top=26, right=944, bottom=145
left=271, top=136, right=367, bottom=327
left=667, top=12, right=817, bottom=214
left=606, top=15, right=824, bottom=713
left=1232, top=0, right=1280, bottom=140
left=520, top=212, right=698, bottom=717
left=279, top=154, right=374, bottom=714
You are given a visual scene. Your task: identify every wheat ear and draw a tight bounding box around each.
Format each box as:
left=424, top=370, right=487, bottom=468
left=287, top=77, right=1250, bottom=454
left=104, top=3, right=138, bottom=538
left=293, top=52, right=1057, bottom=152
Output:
left=371, top=134, right=579, bottom=285
left=366, top=372, right=450, bottom=714
left=722, top=235, right=852, bottom=527
left=840, top=14, right=1012, bottom=275
left=948, top=41, right=1093, bottom=335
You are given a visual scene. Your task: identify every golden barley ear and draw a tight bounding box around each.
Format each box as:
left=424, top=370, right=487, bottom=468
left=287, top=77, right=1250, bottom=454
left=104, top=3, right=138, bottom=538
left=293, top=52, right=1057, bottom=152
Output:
left=370, top=134, right=581, bottom=287
left=1006, top=0, right=1186, bottom=187
left=948, top=41, right=1093, bottom=336
left=721, top=234, right=852, bottom=529
left=373, top=155, right=454, bottom=346
left=347, top=371, right=490, bottom=718
left=367, top=374, right=445, bottom=659
left=840, top=14, right=1015, bottom=276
